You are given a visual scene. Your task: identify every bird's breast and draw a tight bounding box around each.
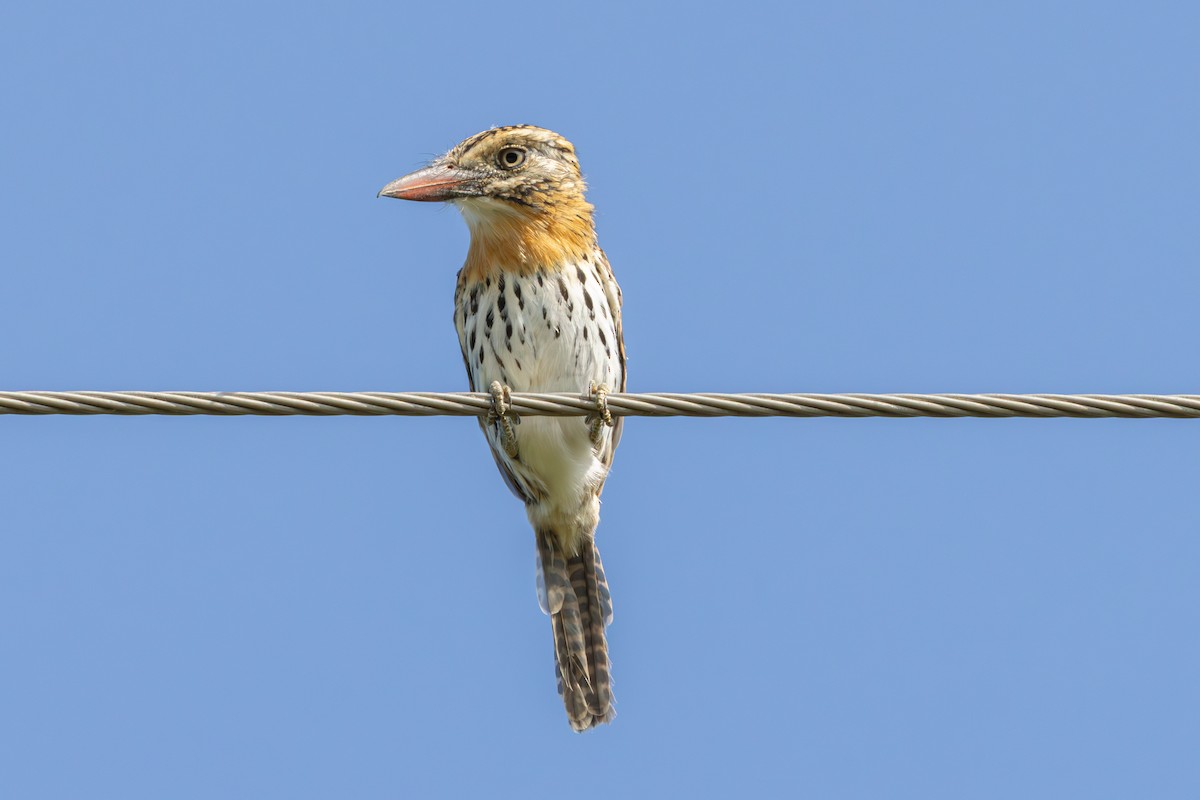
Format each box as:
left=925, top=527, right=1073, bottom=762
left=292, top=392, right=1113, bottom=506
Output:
left=457, top=261, right=621, bottom=396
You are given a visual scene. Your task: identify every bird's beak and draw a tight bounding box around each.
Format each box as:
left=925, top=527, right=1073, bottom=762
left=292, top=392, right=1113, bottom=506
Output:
left=377, top=162, right=481, bottom=202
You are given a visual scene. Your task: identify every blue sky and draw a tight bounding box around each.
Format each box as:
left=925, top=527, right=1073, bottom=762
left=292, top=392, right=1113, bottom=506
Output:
left=2, top=2, right=1198, bottom=797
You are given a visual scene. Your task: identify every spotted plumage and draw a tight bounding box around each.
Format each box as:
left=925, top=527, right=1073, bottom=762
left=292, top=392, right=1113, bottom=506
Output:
left=380, top=126, right=625, bottom=731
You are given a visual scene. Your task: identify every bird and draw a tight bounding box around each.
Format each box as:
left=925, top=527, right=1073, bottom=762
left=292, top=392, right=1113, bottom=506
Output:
left=379, top=126, right=626, bottom=731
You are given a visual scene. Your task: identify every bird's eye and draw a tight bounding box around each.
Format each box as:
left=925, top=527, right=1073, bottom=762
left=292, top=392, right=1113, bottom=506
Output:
left=497, top=147, right=527, bottom=169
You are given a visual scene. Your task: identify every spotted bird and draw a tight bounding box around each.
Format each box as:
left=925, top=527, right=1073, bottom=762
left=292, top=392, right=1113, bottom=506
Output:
left=379, top=126, right=625, bottom=731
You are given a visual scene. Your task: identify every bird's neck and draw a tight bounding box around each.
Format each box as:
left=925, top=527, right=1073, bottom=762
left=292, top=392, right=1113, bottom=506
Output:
left=456, top=197, right=596, bottom=283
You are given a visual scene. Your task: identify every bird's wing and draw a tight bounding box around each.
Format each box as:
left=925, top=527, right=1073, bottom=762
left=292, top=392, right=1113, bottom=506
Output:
left=596, top=249, right=626, bottom=467
left=454, top=270, right=533, bottom=504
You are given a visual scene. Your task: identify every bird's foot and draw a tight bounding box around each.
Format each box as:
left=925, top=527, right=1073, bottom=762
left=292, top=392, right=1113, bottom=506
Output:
left=586, top=381, right=614, bottom=446
left=487, top=380, right=520, bottom=458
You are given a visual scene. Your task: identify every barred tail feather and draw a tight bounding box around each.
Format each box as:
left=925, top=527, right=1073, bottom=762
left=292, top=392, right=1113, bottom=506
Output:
left=536, top=529, right=615, bottom=732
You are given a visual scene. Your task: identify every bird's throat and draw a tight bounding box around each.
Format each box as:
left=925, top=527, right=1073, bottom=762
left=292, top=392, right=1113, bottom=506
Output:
left=457, top=197, right=596, bottom=282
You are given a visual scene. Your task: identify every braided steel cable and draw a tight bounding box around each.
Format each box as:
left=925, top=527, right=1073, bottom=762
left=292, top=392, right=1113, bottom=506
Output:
left=1, top=391, right=1199, bottom=418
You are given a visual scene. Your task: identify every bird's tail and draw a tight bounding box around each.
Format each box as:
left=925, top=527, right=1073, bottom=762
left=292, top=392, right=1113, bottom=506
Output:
left=536, top=528, right=615, bottom=731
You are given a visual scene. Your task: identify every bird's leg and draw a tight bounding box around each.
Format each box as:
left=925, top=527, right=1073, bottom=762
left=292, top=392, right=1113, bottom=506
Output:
left=586, top=380, right=614, bottom=447
left=487, top=380, right=520, bottom=458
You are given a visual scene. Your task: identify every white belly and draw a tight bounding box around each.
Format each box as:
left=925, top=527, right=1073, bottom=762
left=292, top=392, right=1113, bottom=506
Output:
left=457, top=262, right=622, bottom=520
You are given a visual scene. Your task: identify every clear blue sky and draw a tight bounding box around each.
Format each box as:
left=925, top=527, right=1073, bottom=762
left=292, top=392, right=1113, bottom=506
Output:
left=2, top=2, right=1198, bottom=797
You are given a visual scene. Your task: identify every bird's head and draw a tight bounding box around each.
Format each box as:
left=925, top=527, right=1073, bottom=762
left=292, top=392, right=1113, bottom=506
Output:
left=379, top=126, right=597, bottom=276
left=380, top=125, right=590, bottom=216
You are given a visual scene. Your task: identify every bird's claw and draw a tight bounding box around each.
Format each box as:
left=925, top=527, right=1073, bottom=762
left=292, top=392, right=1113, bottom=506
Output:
left=586, top=381, right=614, bottom=446
left=487, top=380, right=520, bottom=458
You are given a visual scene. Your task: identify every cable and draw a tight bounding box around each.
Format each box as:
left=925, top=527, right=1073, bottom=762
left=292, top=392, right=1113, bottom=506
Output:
left=1, top=391, right=1198, bottom=418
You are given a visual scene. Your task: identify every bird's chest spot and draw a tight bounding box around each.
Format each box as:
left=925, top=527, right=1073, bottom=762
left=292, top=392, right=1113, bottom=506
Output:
left=458, top=264, right=617, bottom=392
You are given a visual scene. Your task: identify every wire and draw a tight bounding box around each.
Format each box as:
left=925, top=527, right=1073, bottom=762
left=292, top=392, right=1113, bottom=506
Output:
left=2, top=391, right=1198, bottom=418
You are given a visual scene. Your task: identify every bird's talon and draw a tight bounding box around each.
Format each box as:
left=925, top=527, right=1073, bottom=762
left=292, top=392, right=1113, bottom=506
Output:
left=586, top=381, right=614, bottom=446
left=487, top=380, right=520, bottom=458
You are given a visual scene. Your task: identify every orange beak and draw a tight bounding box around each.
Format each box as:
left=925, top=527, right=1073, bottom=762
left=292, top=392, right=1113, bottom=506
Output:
left=377, top=162, right=481, bottom=202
